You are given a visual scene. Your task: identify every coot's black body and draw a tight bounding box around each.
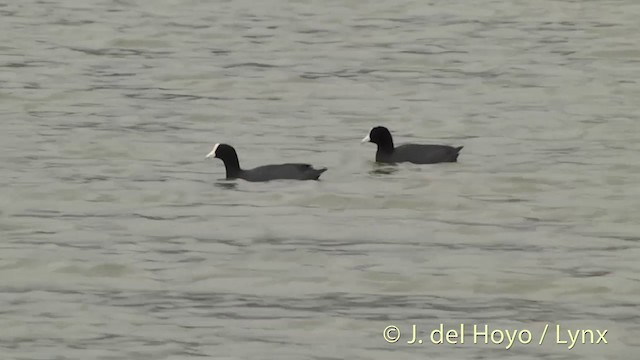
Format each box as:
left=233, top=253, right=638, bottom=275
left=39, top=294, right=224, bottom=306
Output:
left=362, top=126, right=463, bottom=164
left=206, top=143, right=327, bottom=182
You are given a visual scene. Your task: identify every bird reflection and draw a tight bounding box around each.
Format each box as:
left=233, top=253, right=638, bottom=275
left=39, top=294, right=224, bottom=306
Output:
left=214, top=181, right=238, bottom=190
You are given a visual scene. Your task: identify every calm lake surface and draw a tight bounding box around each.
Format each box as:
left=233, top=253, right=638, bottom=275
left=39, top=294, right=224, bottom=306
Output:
left=1, top=0, right=639, bottom=359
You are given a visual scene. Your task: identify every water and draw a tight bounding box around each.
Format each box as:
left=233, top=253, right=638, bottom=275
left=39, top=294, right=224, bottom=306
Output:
left=1, top=0, right=639, bottom=359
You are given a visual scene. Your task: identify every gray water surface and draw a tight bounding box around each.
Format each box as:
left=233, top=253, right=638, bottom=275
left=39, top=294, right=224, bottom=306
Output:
left=1, top=0, right=640, bottom=359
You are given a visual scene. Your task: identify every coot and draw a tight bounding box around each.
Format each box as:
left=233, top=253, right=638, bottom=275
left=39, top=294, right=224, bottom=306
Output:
left=206, top=143, right=327, bottom=182
left=362, top=126, right=463, bottom=164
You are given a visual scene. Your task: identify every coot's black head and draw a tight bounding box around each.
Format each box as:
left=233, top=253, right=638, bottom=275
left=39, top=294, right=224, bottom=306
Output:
left=361, top=126, right=394, bottom=151
left=205, top=143, right=238, bottom=160
left=205, top=143, right=241, bottom=177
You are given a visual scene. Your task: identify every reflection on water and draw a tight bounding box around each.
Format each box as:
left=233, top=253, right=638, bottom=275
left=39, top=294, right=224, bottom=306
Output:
left=368, top=162, right=399, bottom=176
left=369, top=167, right=399, bottom=176
left=214, top=181, right=238, bottom=190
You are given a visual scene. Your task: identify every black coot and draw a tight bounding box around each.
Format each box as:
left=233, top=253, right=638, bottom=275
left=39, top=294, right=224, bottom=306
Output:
left=362, top=126, right=463, bottom=164
left=206, top=143, right=327, bottom=182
